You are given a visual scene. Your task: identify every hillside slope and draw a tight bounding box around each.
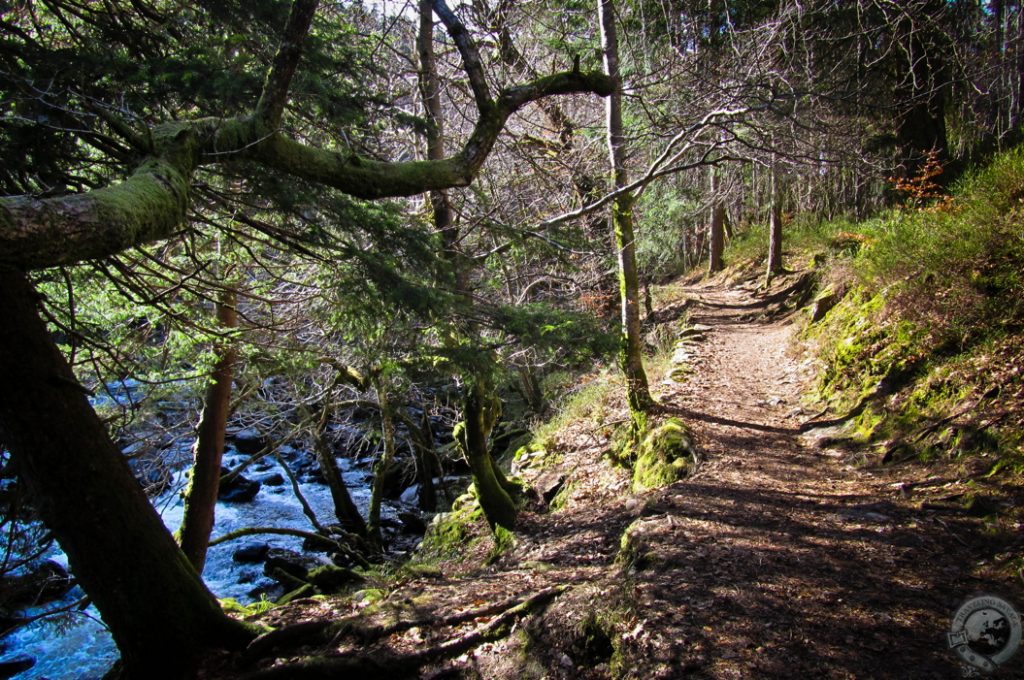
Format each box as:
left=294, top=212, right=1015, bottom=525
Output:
left=216, top=265, right=1024, bottom=679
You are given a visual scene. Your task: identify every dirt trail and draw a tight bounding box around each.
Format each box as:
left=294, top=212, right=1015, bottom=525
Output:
left=618, top=275, right=1024, bottom=679
left=238, top=273, right=1023, bottom=679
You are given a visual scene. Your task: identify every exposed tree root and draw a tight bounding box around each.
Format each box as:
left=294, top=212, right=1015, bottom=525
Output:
left=239, top=586, right=567, bottom=678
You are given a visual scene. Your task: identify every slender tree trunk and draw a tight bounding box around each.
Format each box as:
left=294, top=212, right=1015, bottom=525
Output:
left=415, top=408, right=439, bottom=512
left=309, top=403, right=368, bottom=538
left=708, top=166, right=725, bottom=274
left=599, top=0, right=654, bottom=435
left=367, top=375, right=396, bottom=548
left=0, top=270, right=253, bottom=678
left=1014, top=6, right=1024, bottom=131
left=177, top=290, right=237, bottom=574
left=456, top=380, right=516, bottom=531
left=418, top=0, right=463, bottom=289
left=766, top=155, right=784, bottom=282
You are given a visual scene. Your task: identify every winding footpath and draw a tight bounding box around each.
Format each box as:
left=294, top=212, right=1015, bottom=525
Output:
left=621, top=275, right=1024, bottom=679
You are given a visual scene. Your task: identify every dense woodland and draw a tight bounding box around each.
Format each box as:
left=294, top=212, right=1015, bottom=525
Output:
left=1, top=1, right=1023, bottom=678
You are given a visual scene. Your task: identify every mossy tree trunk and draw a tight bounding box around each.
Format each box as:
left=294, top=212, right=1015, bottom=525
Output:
left=600, top=0, right=655, bottom=436
left=420, top=1, right=516, bottom=528
left=177, top=289, right=237, bottom=573
left=0, top=270, right=254, bottom=678
left=414, top=408, right=439, bottom=512
left=455, top=380, right=517, bottom=531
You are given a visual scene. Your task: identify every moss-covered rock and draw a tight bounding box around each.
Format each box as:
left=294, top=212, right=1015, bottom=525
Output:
left=415, top=490, right=485, bottom=560
left=631, top=418, right=697, bottom=492
left=616, top=519, right=655, bottom=572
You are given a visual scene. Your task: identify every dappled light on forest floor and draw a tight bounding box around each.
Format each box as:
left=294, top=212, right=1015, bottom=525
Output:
left=210, top=268, right=1024, bottom=679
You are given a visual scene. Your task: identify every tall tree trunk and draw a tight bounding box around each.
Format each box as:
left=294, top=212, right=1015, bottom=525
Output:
left=708, top=166, right=725, bottom=274
left=455, top=380, right=516, bottom=531
left=600, top=0, right=655, bottom=436
left=1014, top=5, right=1024, bottom=131
left=766, top=154, right=784, bottom=282
left=419, top=0, right=463, bottom=289
left=177, top=290, right=237, bottom=574
left=0, top=270, right=253, bottom=678
left=420, top=1, right=517, bottom=529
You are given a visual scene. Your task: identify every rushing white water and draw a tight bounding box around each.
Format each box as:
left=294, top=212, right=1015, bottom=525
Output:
left=0, top=452, right=392, bottom=679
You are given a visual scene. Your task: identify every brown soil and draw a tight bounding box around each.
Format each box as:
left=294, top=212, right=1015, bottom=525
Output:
left=225, top=269, right=1024, bottom=680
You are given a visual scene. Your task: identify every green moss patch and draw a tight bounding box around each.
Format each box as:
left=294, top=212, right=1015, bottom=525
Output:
left=631, top=418, right=697, bottom=492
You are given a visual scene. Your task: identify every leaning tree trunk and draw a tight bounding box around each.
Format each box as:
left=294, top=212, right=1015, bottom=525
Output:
left=600, top=0, right=655, bottom=436
left=0, top=270, right=253, bottom=679
left=310, top=402, right=368, bottom=539
left=456, top=380, right=516, bottom=532
left=177, top=290, right=237, bottom=573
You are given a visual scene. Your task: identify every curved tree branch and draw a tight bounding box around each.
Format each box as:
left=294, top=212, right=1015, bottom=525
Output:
left=0, top=44, right=612, bottom=269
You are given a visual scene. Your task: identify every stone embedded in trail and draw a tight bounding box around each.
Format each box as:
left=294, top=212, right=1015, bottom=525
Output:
left=534, top=471, right=567, bottom=506
left=632, top=418, right=698, bottom=493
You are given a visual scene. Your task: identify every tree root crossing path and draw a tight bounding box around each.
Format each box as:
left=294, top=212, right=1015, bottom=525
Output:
left=236, top=271, right=1024, bottom=680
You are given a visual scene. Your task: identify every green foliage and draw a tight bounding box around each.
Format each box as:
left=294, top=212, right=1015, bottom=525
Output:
left=219, top=595, right=274, bottom=618
left=805, top=145, right=1024, bottom=473
left=490, top=303, right=617, bottom=362
left=635, top=182, right=701, bottom=280
left=531, top=373, right=619, bottom=451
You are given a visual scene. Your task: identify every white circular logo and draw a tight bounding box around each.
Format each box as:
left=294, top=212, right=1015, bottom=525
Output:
left=948, top=595, right=1022, bottom=673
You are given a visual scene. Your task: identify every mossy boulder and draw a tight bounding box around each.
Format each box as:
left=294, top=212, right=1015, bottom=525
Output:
left=632, top=418, right=697, bottom=492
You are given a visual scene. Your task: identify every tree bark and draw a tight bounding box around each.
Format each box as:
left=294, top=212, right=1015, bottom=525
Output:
left=600, top=0, right=655, bottom=436
left=0, top=270, right=253, bottom=678
left=708, top=166, right=725, bottom=274
left=414, top=408, right=439, bottom=512
left=766, top=155, right=784, bottom=281
left=177, top=290, right=237, bottom=574
left=456, top=381, right=516, bottom=531
left=309, top=403, right=368, bottom=538
left=367, top=376, right=397, bottom=548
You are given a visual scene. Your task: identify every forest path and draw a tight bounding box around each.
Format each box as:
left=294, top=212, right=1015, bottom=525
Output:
left=621, top=272, right=1022, bottom=679
left=238, top=270, right=1022, bottom=680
